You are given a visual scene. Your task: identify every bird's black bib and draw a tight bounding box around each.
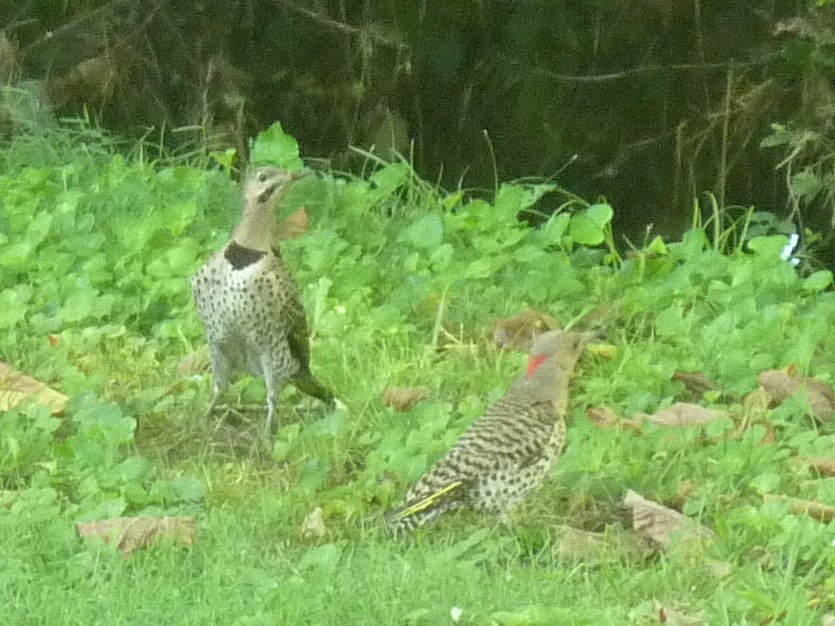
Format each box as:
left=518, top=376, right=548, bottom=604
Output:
left=224, top=241, right=266, bottom=270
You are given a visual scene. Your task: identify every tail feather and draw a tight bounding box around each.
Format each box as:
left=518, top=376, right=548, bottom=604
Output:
left=386, top=480, right=466, bottom=533
left=292, top=368, right=336, bottom=407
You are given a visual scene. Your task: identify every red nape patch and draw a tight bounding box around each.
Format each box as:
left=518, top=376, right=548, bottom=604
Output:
left=526, top=354, right=548, bottom=377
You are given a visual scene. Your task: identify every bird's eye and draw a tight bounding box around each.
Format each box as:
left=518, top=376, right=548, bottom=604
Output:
left=257, top=172, right=268, bottom=182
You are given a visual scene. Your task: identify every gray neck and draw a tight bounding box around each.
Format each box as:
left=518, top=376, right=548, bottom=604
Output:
left=232, top=202, right=277, bottom=252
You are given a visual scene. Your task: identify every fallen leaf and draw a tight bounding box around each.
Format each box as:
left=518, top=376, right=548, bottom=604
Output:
left=0, top=361, right=67, bottom=415
left=491, top=309, right=559, bottom=351
left=382, top=386, right=430, bottom=411
left=48, top=334, right=60, bottom=347
left=587, top=406, right=642, bottom=431
left=587, top=406, right=620, bottom=428
left=792, top=456, right=835, bottom=477
left=759, top=368, right=835, bottom=422
left=743, top=387, right=774, bottom=414
left=276, top=207, right=310, bottom=239
left=75, top=516, right=196, bottom=557
left=657, top=602, right=705, bottom=626
left=300, top=506, right=327, bottom=540
left=554, top=525, right=654, bottom=562
left=636, top=402, right=729, bottom=427
left=623, top=490, right=716, bottom=550
left=763, top=495, right=835, bottom=522
left=673, top=370, right=719, bottom=395
left=665, top=479, right=696, bottom=510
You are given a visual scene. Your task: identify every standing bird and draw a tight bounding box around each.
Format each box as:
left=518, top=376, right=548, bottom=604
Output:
left=386, top=330, right=590, bottom=533
left=191, top=166, right=335, bottom=436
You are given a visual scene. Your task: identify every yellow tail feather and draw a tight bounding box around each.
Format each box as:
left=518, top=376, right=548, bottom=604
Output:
left=387, top=481, right=464, bottom=522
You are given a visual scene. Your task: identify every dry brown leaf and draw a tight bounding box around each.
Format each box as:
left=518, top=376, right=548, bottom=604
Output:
left=623, top=490, right=716, bottom=550
left=637, top=402, right=729, bottom=428
left=743, top=388, right=775, bottom=414
left=673, top=370, right=719, bottom=395
left=382, top=386, right=430, bottom=411
left=792, top=456, right=835, bottom=477
left=491, top=309, right=559, bottom=351
left=300, top=506, right=327, bottom=540
left=276, top=207, right=310, bottom=239
left=555, top=525, right=654, bottom=562
left=75, top=516, right=196, bottom=557
left=657, top=603, right=705, bottom=626
left=587, top=406, right=620, bottom=428
left=0, top=361, right=68, bottom=415
left=664, top=480, right=697, bottom=510
left=763, top=495, right=835, bottom=522
left=587, top=406, right=642, bottom=432
left=759, top=368, right=835, bottom=422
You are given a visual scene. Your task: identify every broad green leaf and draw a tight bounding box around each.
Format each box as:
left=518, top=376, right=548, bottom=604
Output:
left=655, top=303, right=687, bottom=337
left=0, top=286, right=31, bottom=328
left=250, top=121, right=303, bottom=169
left=76, top=497, right=128, bottom=521
left=300, top=458, right=331, bottom=493
left=494, top=183, right=557, bottom=219
left=645, top=235, right=668, bottom=255
left=538, top=212, right=570, bottom=245
left=61, top=289, right=97, bottom=323
left=25, top=211, right=52, bottom=247
left=168, top=476, right=205, bottom=502
left=569, top=203, right=613, bottom=246
left=369, top=162, right=410, bottom=197
left=399, top=213, right=443, bottom=249
left=0, top=241, right=32, bottom=268
left=789, top=170, right=822, bottom=200
left=586, top=202, right=614, bottom=226
left=747, top=235, right=790, bottom=259
left=750, top=472, right=781, bottom=495
left=465, top=256, right=498, bottom=279
left=803, top=270, right=832, bottom=293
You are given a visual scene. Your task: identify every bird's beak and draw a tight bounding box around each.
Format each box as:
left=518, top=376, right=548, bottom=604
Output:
left=289, top=168, right=313, bottom=181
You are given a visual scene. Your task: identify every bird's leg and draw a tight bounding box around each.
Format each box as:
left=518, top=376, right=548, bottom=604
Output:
left=202, top=384, right=221, bottom=419
left=205, top=344, right=231, bottom=419
left=261, top=358, right=283, bottom=437
left=265, top=382, right=283, bottom=437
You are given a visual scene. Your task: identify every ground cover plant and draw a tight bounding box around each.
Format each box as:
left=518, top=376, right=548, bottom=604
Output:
left=1, top=121, right=834, bottom=625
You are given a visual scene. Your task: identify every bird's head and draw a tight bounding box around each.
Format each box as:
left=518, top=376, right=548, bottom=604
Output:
left=244, top=166, right=310, bottom=207
left=512, top=329, right=593, bottom=405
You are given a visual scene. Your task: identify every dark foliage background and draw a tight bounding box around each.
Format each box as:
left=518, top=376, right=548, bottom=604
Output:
left=3, top=0, right=835, bottom=245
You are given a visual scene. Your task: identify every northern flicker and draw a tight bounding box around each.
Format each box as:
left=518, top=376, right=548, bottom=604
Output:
left=386, top=330, right=590, bottom=533
left=191, top=166, right=335, bottom=436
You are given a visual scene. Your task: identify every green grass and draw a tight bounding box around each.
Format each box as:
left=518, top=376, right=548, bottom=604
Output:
left=1, top=121, right=834, bottom=624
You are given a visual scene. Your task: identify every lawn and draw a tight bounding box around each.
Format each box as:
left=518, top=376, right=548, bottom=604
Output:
left=1, top=122, right=833, bottom=625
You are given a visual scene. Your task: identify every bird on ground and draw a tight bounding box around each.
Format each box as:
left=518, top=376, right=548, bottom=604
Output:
left=191, top=166, right=335, bottom=436
left=386, top=330, right=590, bottom=533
